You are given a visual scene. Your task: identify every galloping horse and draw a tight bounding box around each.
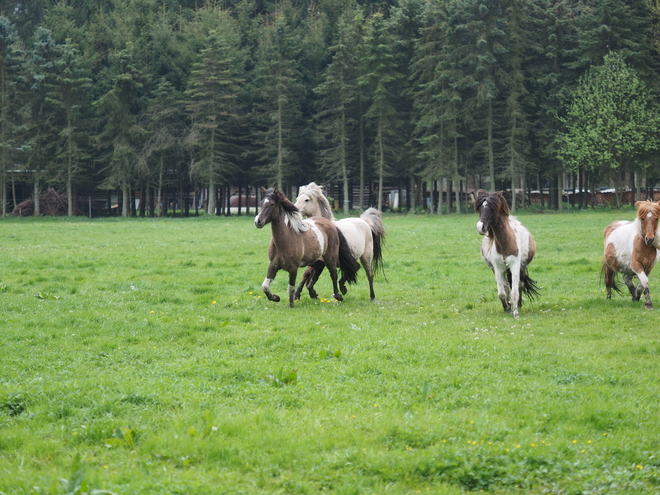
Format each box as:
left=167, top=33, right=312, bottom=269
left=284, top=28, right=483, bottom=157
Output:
left=254, top=187, right=359, bottom=308
left=475, top=190, right=539, bottom=318
left=603, top=201, right=660, bottom=310
left=294, top=182, right=385, bottom=301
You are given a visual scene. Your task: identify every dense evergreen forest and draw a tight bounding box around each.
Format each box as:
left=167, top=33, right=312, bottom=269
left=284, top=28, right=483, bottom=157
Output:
left=1, top=0, right=660, bottom=217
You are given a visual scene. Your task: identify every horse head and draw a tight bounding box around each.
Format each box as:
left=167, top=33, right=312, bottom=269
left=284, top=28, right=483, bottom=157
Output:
left=475, top=190, right=510, bottom=235
left=295, top=182, right=334, bottom=220
left=635, top=200, right=660, bottom=246
left=254, top=187, right=283, bottom=228
left=255, top=187, right=307, bottom=232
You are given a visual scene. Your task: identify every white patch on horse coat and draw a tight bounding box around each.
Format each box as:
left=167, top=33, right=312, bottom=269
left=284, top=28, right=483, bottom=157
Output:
left=606, top=220, right=637, bottom=270
left=262, top=277, right=273, bottom=290
left=482, top=200, right=488, bottom=208
left=306, top=219, right=325, bottom=253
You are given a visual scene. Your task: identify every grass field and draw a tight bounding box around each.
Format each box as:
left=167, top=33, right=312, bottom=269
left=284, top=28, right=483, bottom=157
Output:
left=1, top=209, right=659, bottom=494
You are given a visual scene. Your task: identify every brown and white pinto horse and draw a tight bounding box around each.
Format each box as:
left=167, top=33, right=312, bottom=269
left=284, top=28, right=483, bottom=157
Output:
left=254, top=187, right=359, bottom=308
left=294, top=182, right=385, bottom=301
left=603, top=201, right=660, bottom=310
left=475, top=190, right=539, bottom=318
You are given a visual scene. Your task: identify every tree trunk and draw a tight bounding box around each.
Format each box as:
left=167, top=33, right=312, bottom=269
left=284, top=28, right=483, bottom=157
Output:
left=488, top=100, right=495, bottom=190
left=34, top=178, right=40, bottom=216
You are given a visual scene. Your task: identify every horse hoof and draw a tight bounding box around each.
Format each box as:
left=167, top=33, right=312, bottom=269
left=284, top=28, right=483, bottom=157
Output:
left=271, top=295, right=281, bottom=302
left=309, top=291, right=318, bottom=299
left=645, top=304, right=654, bottom=310
left=340, top=284, right=348, bottom=296
left=293, top=292, right=301, bottom=301
left=334, top=294, right=343, bottom=302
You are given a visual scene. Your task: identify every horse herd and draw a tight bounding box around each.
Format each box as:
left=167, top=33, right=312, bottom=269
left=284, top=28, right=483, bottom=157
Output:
left=255, top=184, right=660, bottom=316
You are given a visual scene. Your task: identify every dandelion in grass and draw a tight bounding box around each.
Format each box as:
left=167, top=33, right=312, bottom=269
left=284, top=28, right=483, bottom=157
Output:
left=212, top=301, right=217, bottom=304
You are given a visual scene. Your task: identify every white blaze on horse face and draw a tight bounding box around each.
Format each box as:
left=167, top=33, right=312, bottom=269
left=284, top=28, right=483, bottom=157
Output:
left=306, top=219, right=325, bottom=253
left=476, top=200, right=488, bottom=235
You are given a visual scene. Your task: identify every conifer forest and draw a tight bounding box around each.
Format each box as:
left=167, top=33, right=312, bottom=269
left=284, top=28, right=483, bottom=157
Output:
left=1, top=0, right=660, bottom=217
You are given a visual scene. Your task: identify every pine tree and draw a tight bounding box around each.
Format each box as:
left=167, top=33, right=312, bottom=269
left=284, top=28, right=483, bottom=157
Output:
left=0, top=16, right=21, bottom=217
left=47, top=39, right=91, bottom=216
left=142, top=77, right=186, bottom=217
left=185, top=21, right=244, bottom=216
left=359, top=12, right=405, bottom=211
left=252, top=7, right=306, bottom=189
left=23, top=27, right=60, bottom=216
left=93, top=43, right=147, bottom=217
left=314, top=9, right=359, bottom=215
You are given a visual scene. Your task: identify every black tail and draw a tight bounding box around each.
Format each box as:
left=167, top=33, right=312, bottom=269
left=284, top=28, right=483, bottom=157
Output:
left=337, top=229, right=360, bottom=285
left=521, top=272, right=541, bottom=302
left=360, top=208, right=386, bottom=278
left=506, top=268, right=541, bottom=305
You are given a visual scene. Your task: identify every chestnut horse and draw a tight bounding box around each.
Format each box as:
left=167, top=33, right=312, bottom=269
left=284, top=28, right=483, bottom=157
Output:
left=475, top=190, right=539, bottom=318
left=294, top=182, right=385, bottom=301
left=254, top=187, right=359, bottom=308
left=603, top=201, right=660, bottom=310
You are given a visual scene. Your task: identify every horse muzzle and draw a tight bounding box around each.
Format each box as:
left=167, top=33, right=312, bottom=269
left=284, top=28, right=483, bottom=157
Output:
left=645, top=236, right=655, bottom=246
left=254, top=215, right=265, bottom=229
left=476, top=221, right=487, bottom=235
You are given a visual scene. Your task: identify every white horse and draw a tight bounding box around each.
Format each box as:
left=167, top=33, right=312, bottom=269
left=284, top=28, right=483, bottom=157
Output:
left=603, top=200, right=660, bottom=310
left=294, top=182, right=385, bottom=301
left=475, top=190, right=539, bottom=318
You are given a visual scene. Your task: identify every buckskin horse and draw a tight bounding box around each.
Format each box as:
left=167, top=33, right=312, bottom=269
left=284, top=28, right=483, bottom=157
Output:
left=475, top=190, right=539, bottom=318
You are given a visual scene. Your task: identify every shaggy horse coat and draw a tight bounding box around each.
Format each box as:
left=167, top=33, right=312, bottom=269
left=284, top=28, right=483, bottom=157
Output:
left=475, top=190, right=539, bottom=318
left=294, top=182, right=385, bottom=301
left=254, top=187, right=358, bottom=308
left=603, top=200, right=660, bottom=310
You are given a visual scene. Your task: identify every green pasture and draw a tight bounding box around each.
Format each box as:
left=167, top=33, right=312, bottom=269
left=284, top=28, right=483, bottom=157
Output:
left=1, top=210, right=659, bottom=494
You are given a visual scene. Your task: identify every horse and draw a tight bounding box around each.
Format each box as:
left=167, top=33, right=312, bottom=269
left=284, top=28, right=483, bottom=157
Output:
left=294, top=182, right=385, bottom=301
left=602, top=200, right=660, bottom=310
left=475, top=190, right=539, bottom=318
left=254, top=187, right=359, bottom=308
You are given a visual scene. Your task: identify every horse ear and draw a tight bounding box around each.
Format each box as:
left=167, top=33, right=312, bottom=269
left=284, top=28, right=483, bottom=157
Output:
left=261, top=186, right=268, bottom=194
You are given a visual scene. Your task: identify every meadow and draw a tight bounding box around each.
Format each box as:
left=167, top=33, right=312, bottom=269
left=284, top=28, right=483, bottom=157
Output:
left=0, top=209, right=659, bottom=494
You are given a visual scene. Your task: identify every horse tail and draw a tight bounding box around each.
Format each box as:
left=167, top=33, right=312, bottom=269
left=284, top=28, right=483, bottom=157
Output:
left=520, top=268, right=541, bottom=303
left=337, top=229, right=360, bottom=285
left=360, top=208, right=386, bottom=277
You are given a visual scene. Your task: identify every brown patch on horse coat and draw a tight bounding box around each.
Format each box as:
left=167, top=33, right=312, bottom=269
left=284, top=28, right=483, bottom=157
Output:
left=603, top=241, right=620, bottom=272
left=631, top=234, right=658, bottom=275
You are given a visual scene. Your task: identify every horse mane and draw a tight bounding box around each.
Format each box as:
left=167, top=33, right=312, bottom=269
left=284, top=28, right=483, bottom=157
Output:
left=475, top=189, right=510, bottom=217
left=299, top=182, right=335, bottom=221
left=268, top=188, right=309, bottom=234
left=635, top=200, right=660, bottom=220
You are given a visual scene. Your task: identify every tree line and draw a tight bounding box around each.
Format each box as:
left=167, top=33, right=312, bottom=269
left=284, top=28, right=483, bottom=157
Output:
left=1, top=0, right=659, bottom=217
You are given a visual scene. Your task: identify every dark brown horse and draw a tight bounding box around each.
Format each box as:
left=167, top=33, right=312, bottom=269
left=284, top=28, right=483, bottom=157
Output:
left=475, top=190, right=539, bottom=318
left=603, top=201, right=660, bottom=310
left=254, top=187, right=359, bottom=308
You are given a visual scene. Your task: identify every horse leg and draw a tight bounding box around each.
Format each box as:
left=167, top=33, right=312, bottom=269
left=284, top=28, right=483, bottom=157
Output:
left=324, top=259, right=343, bottom=302
left=494, top=266, right=512, bottom=314
left=360, top=253, right=375, bottom=301
left=306, top=261, right=325, bottom=299
left=295, top=267, right=315, bottom=301
left=287, top=269, right=298, bottom=308
left=623, top=274, right=639, bottom=300
left=634, top=271, right=653, bottom=310
left=509, top=264, right=522, bottom=319
left=261, top=264, right=281, bottom=303
left=604, top=265, right=615, bottom=299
